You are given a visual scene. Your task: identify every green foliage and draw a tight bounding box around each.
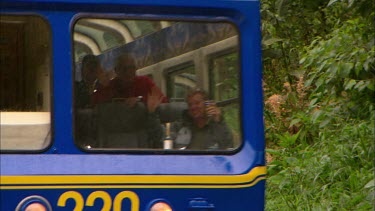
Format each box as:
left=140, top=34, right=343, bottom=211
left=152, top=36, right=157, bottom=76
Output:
left=301, top=16, right=374, bottom=119
left=266, top=118, right=374, bottom=210
left=262, top=0, right=374, bottom=210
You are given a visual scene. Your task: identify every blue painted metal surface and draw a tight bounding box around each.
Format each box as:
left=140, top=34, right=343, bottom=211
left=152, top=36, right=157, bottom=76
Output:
left=1, top=181, right=266, bottom=210
left=0, top=0, right=265, bottom=210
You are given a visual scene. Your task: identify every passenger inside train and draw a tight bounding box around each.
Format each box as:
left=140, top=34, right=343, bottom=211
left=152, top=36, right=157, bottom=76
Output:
left=75, top=54, right=111, bottom=109
left=171, top=88, right=233, bottom=150
left=76, top=53, right=168, bottom=149
left=73, top=18, right=241, bottom=151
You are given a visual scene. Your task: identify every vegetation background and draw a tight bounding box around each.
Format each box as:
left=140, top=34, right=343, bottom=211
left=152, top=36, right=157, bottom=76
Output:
left=260, top=0, right=374, bottom=210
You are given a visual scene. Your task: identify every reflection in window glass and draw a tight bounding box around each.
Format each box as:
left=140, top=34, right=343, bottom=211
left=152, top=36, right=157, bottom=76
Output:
left=103, top=32, right=123, bottom=50
left=0, top=15, right=52, bottom=151
left=210, top=52, right=241, bottom=148
left=167, top=65, right=196, bottom=102
left=210, top=52, right=239, bottom=101
left=73, top=18, right=240, bottom=152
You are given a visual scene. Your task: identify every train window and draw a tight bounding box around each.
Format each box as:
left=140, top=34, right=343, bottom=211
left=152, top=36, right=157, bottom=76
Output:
left=73, top=17, right=240, bottom=152
left=0, top=15, right=52, bottom=151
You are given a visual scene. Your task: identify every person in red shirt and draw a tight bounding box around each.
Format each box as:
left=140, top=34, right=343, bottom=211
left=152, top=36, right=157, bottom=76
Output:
left=91, top=53, right=168, bottom=149
left=92, top=53, right=168, bottom=113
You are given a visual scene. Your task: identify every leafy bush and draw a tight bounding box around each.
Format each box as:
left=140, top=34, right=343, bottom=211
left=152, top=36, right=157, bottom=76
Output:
left=262, top=0, right=374, bottom=210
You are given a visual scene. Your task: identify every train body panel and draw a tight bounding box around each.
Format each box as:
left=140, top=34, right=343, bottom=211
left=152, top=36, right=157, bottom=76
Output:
left=1, top=0, right=265, bottom=210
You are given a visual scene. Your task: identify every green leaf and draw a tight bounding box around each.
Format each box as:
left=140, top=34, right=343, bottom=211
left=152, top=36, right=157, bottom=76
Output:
left=309, top=98, right=319, bottom=107
left=354, top=80, right=365, bottom=89
left=353, top=80, right=370, bottom=91
left=290, top=118, right=301, bottom=127
left=305, top=73, right=317, bottom=87
left=318, top=60, right=328, bottom=72
left=319, top=118, right=331, bottom=128
left=315, top=77, right=325, bottom=89
left=327, top=0, right=338, bottom=7
left=268, top=174, right=285, bottom=184
left=366, top=82, right=374, bottom=91
left=266, top=148, right=282, bottom=156
left=285, top=157, right=298, bottom=165
left=364, top=179, right=375, bottom=189
left=345, top=79, right=357, bottom=90
left=348, top=0, right=355, bottom=8
left=328, top=63, right=338, bottom=75
left=363, top=60, right=370, bottom=71
left=312, top=110, right=323, bottom=123
left=339, top=62, right=354, bottom=78
left=359, top=81, right=370, bottom=91
left=263, top=37, right=284, bottom=46
left=275, top=0, right=289, bottom=16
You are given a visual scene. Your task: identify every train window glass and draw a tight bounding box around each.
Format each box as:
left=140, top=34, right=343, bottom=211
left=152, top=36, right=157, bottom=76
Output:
left=0, top=15, right=52, bottom=151
left=73, top=17, right=240, bottom=152
left=210, top=52, right=239, bottom=101
left=209, top=52, right=241, bottom=148
left=167, top=65, right=196, bottom=102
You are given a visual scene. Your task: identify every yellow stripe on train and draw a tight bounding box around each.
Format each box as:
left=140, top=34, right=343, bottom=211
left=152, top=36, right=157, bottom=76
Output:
left=1, top=166, right=266, bottom=187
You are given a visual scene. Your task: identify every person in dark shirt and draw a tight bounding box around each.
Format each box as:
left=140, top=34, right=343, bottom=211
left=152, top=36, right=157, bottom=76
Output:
left=75, top=54, right=109, bottom=108
left=75, top=54, right=111, bottom=147
left=173, top=88, right=233, bottom=150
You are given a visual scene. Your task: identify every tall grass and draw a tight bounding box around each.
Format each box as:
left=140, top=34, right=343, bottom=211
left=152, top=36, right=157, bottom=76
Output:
left=265, top=116, right=374, bottom=210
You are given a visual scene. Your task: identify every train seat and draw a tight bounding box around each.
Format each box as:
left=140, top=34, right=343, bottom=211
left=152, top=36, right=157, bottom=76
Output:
left=95, top=102, right=149, bottom=148
left=76, top=102, right=188, bottom=149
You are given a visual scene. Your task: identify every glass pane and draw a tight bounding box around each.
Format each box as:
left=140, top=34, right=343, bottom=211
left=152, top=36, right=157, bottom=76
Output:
left=73, top=18, right=239, bottom=152
left=210, top=52, right=241, bottom=148
left=0, top=15, right=52, bottom=151
left=211, top=53, right=239, bottom=101
left=167, top=65, right=196, bottom=102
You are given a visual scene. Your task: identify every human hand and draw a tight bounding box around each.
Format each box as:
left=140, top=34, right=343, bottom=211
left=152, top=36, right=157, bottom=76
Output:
left=147, top=86, right=164, bottom=113
left=205, top=101, right=221, bottom=122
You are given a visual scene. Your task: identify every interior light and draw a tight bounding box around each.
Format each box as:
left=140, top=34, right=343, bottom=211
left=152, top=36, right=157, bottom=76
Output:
left=150, top=201, right=173, bottom=211
left=25, top=203, right=47, bottom=211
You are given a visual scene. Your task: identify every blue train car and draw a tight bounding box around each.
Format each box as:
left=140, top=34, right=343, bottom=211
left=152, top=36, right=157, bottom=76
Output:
left=0, top=0, right=266, bottom=210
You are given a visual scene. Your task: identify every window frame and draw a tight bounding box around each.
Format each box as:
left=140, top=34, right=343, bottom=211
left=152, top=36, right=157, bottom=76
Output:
left=72, top=16, right=242, bottom=154
left=165, top=62, right=196, bottom=102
